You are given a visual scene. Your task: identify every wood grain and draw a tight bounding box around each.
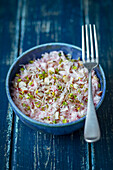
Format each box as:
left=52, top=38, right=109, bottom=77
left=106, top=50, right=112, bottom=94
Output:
left=0, top=0, right=19, bottom=169
left=83, top=0, right=113, bottom=169
left=10, top=0, right=89, bottom=169
left=1, top=0, right=113, bottom=169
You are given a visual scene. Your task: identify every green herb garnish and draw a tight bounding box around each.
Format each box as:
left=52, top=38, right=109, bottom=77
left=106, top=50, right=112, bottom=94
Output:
left=62, top=119, right=67, bottom=123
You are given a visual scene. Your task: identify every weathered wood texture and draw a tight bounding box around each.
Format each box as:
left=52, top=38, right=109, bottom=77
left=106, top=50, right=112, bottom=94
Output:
left=0, top=0, right=113, bottom=169
left=0, top=0, right=19, bottom=169
left=83, top=0, right=113, bottom=169
left=10, top=0, right=88, bottom=170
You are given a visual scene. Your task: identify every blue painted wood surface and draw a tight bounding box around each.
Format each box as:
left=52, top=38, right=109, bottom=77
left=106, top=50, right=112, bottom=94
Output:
left=0, top=0, right=113, bottom=169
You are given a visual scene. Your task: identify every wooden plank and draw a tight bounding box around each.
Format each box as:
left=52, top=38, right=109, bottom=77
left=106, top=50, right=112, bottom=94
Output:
left=83, top=0, right=113, bottom=169
left=0, top=0, right=21, bottom=169
left=10, top=0, right=90, bottom=169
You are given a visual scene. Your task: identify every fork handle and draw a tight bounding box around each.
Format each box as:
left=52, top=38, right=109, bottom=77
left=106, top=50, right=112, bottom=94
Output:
left=84, top=71, right=101, bottom=143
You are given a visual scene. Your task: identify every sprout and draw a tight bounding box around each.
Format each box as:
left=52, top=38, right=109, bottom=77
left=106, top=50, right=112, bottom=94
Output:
left=98, top=83, right=101, bottom=88
left=27, top=106, right=30, bottom=110
left=62, top=101, right=68, bottom=105
left=36, top=90, right=38, bottom=94
left=55, top=68, right=59, bottom=73
left=77, top=107, right=80, bottom=111
left=72, top=66, right=77, bottom=70
left=59, top=58, right=63, bottom=64
left=39, top=74, right=43, bottom=79
left=19, top=94, right=23, bottom=99
left=70, top=84, right=73, bottom=87
left=28, top=93, right=34, bottom=99
left=78, top=89, right=81, bottom=93
left=53, top=120, right=56, bottom=124
left=52, top=92, right=55, bottom=96
left=58, top=52, right=62, bottom=56
left=29, top=81, right=33, bottom=86
left=62, top=119, right=67, bottom=123
left=41, top=107, right=45, bottom=111
left=20, top=68, right=24, bottom=71
left=23, top=103, right=26, bottom=107
left=74, top=95, right=77, bottom=99
left=18, top=79, right=22, bottom=82
left=29, top=60, right=34, bottom=64
left=53, top=76, right=57, bottom=80
left=58, top=85, right=62, bottom=90
left=36, top=104, right=41, bottom=108
left=69, top=93, right=73, bottom=98
left=84, top=88, right=88, bottom=92
left=25, top=76, right=29, bottom=81
left=16, top=74, right=20, bottom=77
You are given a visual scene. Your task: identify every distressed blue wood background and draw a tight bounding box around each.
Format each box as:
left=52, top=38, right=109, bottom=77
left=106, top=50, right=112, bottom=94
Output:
left=0, top=0, right=113, bottom=169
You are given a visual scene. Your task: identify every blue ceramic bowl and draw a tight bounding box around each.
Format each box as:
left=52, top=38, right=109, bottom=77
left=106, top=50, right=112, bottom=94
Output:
left=6, top=43, right=106, bottom=135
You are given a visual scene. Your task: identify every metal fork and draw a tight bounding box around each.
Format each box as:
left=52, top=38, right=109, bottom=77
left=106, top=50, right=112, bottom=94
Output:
left=82, top=24, right=101, bottom=143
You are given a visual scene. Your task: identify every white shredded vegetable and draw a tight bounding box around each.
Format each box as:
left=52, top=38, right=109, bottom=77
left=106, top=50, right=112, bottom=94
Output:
left=11, top=51, right=102, bottom=124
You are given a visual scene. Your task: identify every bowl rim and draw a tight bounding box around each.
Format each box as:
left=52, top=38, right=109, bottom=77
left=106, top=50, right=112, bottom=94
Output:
left=6, top=42, right=106, bottom=128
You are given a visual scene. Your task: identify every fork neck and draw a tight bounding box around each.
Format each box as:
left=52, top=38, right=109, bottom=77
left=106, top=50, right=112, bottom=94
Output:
left=88, top=70, right=93, bottom=102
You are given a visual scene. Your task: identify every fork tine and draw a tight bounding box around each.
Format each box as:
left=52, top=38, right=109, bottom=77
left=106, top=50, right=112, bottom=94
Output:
left=85, top=25, right=90, bottom=62
left=93, top=25, right=99, bottom=64
left=89, top=24, right=94, bottom=62
left=82, top=25, right=85, bottom=62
